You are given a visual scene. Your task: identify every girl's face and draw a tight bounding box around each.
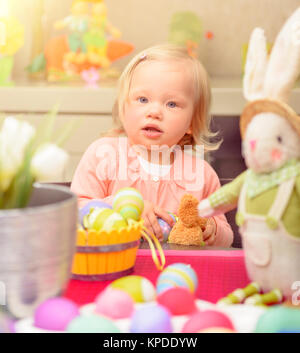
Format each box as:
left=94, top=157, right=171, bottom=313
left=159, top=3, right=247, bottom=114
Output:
left=121, top=59, right=195, bottom=150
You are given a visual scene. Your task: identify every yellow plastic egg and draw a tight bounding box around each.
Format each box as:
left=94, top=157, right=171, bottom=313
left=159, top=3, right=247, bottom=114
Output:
left=110, top=275, right=156, bottom=303
left=84, top=207, right=127, bottom=232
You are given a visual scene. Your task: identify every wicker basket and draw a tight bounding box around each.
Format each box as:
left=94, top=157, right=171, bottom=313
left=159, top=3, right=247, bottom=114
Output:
left=71, top=221, right=143, bottom=281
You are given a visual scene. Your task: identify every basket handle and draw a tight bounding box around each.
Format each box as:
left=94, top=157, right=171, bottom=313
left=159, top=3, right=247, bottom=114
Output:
left=141, top=227, right=166, bottom=271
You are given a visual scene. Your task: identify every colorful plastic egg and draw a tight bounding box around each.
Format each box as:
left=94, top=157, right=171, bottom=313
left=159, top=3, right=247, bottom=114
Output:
left=156, top=263, right=198, bottom=295
left=110, top=275, right=156, bottom=303
left=158, top=213, right=177, bottom=242
left=255, top=306, right=300, bottom=333
left=157, top=287, right=197, bottom=315
left=94, top=287, right=134, bottom=319
left=113, top=187, right=144, bottom=221
left=84, top=207, right=127, bottom=232
left=79, top=200, right=111, bottom=227
left=130, top=304, right=173, bottom=333
left=182, top=310, right=235, bottom=333
left=200, top=327, right=236, bottom=333
left=67, top=314, right=120, bottom=333
left=34, top=297, right=80, bottom=331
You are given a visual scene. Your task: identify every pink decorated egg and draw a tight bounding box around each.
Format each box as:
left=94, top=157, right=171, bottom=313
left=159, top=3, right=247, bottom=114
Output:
left=34, top=297, right=80, bottom=331
left=94, top=287, right=135, bottom=319
left=199, top=327, right=236, bottom=333
left=182, top=310, right=235, bottom=333
left=156, top=287, right=197, bottom=315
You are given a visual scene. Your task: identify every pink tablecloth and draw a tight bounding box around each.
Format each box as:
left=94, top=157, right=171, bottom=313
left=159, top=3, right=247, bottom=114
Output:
left=64, top=249, right=250, bottom=306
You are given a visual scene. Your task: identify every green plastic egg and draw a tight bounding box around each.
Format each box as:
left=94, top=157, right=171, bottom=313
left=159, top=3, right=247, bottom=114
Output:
left=113, top=187, right=144, bottom=221
left=255, top=306, right=300, bottom=333
left=67, top=314, right=120, bottom=333
left=84, top=207, right=127, bottom=232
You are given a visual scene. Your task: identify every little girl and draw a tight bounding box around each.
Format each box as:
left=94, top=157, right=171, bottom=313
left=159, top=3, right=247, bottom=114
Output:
left=71, top=44, right=233, bottom=246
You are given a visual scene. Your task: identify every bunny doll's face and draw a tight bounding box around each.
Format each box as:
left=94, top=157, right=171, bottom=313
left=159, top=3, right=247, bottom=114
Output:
left=243, top=113, right=300, bottom=174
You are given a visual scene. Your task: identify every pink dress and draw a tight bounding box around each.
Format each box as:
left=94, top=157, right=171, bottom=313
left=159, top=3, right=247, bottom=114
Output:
left=71, top=137, right=233, bottom=247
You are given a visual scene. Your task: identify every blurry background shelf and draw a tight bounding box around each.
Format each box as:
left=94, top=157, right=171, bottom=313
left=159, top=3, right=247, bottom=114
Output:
left=0, top=80, right=117, bottom=114
left=0, top=78, right=299, bottom=183
left=1, top=78, right=300, bottom=115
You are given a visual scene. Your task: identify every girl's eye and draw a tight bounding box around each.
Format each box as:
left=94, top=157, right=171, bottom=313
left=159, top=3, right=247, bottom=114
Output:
left=167, top=101, right=177, bottom=108
left=138, top=97, right=148, bottom=103
left=277, top=136, right=282, bottom=143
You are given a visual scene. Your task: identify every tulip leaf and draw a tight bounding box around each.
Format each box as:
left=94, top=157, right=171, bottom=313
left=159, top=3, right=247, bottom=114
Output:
left=54, top=118, right=83, bottom=147
left=2, top=143, right=34, bottom=209
left=32, top=103, right=60, bottom=151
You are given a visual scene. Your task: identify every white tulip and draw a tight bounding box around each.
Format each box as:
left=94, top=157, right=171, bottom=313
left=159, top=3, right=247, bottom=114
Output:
left=31, top=143, right=69, bottom=182
left=0, top=117, right=36, bottom=191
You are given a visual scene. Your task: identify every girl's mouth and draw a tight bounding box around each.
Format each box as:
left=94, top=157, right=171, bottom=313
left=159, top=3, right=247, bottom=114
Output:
left=141, top=125, right=163, bottom=139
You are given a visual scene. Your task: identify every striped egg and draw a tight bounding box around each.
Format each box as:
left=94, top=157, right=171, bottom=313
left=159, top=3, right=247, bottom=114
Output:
left=158, top=213, right=177, bottom=242
left=84, top=207, right=127, bottom=232
left=156, top=263, right=198, bottom=295
left=113, top=187, right=144, bottom=222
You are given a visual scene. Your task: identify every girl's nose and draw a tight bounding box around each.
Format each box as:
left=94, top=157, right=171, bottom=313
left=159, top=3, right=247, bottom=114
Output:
left=249, top=139, right=256, bottom=151
left=146, top=103, right=162, bottom=120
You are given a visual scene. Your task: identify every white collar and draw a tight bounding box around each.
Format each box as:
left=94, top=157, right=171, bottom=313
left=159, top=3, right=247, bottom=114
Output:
left=137, top=155, right=172, bottom=177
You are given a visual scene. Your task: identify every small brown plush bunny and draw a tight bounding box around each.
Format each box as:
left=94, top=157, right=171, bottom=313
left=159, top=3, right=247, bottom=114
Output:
left=168, top=194, right=207, bottom=246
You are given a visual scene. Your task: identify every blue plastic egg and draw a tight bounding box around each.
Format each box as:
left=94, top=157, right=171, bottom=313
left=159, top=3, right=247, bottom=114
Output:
left=79, top=200, right=112, bottom=227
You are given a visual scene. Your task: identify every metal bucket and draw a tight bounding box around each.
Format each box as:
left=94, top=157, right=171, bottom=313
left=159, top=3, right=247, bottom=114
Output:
left=0, top=183, right=78, bottom=319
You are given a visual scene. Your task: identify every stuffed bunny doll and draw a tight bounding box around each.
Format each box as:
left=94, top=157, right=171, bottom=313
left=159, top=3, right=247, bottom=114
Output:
left=198, top=7, right=300, bottom=299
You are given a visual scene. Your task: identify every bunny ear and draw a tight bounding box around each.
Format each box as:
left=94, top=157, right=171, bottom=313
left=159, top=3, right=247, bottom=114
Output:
left=264, top=7, right=300, bottom=102
left=243, top=28, right=268, bottom=101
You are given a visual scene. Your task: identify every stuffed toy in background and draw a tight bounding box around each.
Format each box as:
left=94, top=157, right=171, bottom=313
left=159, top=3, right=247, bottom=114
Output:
left=198, top=7, right=300, bottom=299
left=168, top=194, right=206, bottom=246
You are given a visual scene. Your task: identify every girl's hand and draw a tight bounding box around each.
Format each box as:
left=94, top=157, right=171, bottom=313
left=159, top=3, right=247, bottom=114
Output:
left=202, top=217, right=217, bottom=246
left=198, top=199, right=216, bottom=217
left=142, top=200, right=176, bottom=241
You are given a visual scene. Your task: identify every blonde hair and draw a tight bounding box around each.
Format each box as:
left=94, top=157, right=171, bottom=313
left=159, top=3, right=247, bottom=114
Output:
left=105, top=44, right=221, bottom=152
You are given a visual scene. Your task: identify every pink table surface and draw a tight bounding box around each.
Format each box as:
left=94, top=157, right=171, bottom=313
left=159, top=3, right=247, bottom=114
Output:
left=64, top=249, right=250, bottom=306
